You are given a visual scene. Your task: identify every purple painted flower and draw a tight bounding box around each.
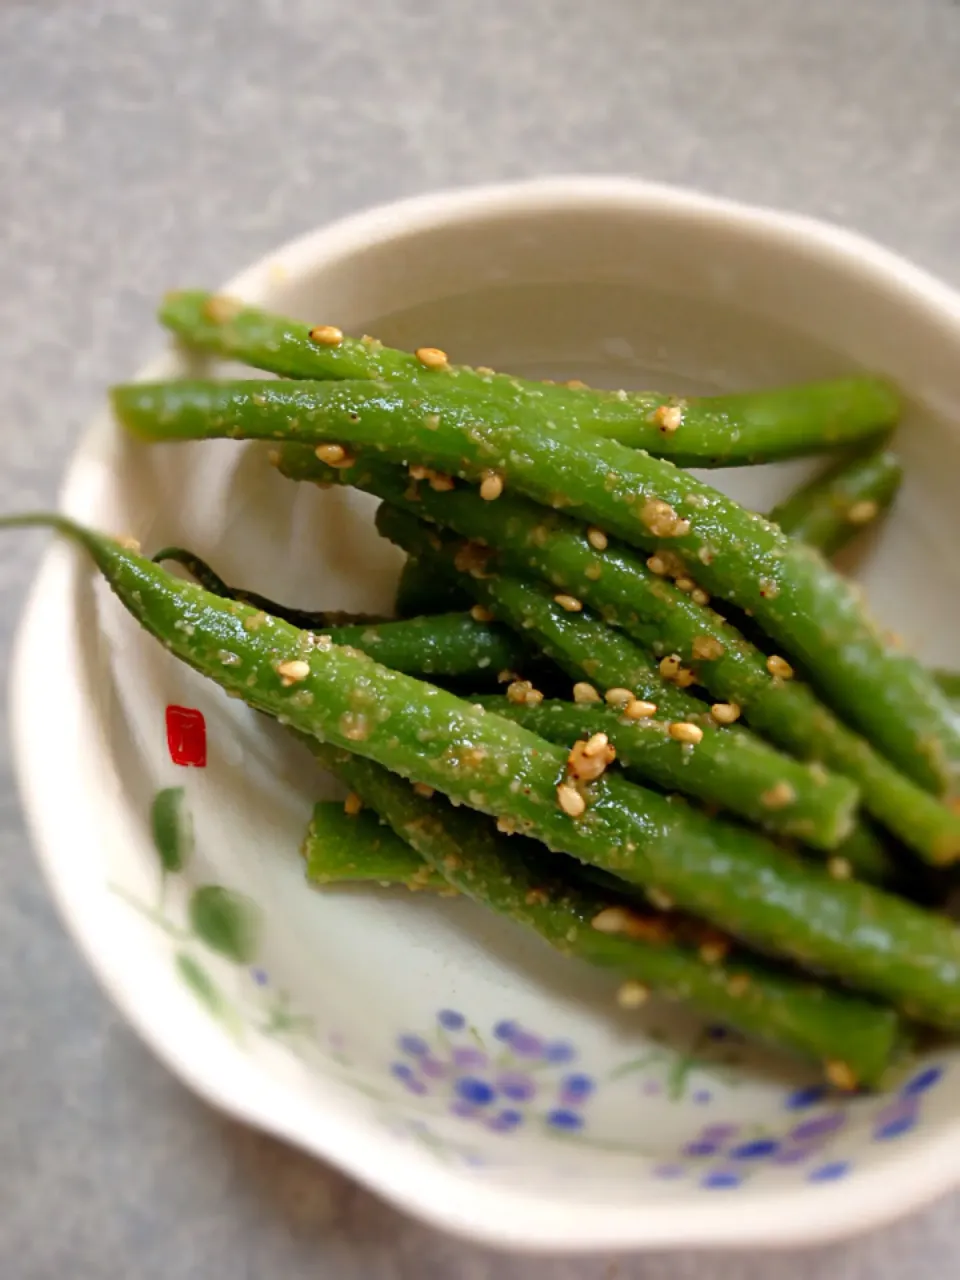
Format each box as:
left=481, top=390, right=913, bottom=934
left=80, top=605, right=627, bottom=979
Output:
left=772, top=1145, right=815, bottom=1166
left=420, top=1055, right=448, bottom=1080
left=874, top=1112, right=918, bottom=1141
left=437, top=1009, right=465, bottom=1031
left=653, top=1163, right=686, bottom=1179
left=730, top=1139, right=779, bottom=1160
left=450, top=1099, right=478, bottom=1119
left=510, top=1030, right=545, bottom=1058
left=700, top=1124, right=739, bottom=1144
left=454, top=1076, right=496, bottom=1107
left=790, top=1111, right=846, bottom=1143
left=391, top=1062, right=414, bottom=1082
left=559, top=1073, right=595, bottom=1107
left=250, top=967, right=269, bottom=986
left=693, top=1090, right=712, bottom=1105
left=785, top=1084, right=827, bottom=1111
left=683, top=1140, right=719, bottom=1158
left=496, top=1071, right=536, bottom=1102
left=452, top=1046, right=488, bottom=1070
left=546, top=1108, right=584, bottom=1131
left=487, top=1109, right=524, bottom=1133
left=404, top=1078, right=427, bottom=1095
left=809, top=1161, right=850, bottom=1182
left=903, top=1065, right=943, bottom=1096
left=398, top=1034, right=429, bottom=1057
left=543, top=1040, right=576, bottom=1064
left=701, top=1168, right=742, bottom=1189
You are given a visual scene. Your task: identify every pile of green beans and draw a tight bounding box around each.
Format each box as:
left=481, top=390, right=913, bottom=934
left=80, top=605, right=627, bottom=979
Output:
left=12, top=287, right=960, bottom=1093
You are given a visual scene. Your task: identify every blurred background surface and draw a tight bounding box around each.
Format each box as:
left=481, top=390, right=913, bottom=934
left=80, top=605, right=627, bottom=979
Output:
left=2, top=2, right=959, bottom=1276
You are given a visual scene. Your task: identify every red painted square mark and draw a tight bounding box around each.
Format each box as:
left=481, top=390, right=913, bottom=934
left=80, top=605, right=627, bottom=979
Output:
left=165, top=705, right=207, bottom=767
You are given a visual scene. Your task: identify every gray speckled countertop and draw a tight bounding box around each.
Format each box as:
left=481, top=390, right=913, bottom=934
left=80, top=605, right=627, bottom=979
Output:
left=3, top=2, right=960, bottom=1276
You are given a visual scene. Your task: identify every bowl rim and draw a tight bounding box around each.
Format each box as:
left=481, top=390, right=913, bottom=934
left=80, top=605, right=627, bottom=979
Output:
left=11, top=175, right=960, bottom=1252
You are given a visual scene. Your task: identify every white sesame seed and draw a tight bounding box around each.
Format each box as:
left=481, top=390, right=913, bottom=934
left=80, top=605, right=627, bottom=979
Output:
left=668, top=721, right=704, bottom=745
left=766, top=654, right=795, bottom=680
left=691, top=588, right=710, bottom=607
left=825, top=1060, right=858, bottom=1092
left=605, top=687, right=634, bottom=707
left=710, top=702, right=741, bottom=725
left=557, top=782, right=586, bottom=818
left=587, top=526, right=609, bottom=551
left=413, top=782, right=435, bottom=799
left=616, top=980, right=649, bottom=1009
left=623, top=698, right=658, bottom=720
left=343, top=792, right=363, bottom=816
left=554, top=593, right=583, bottom=612
left=309, top=325, right=343, bottom=346
left=582, top=731, right=611, bottom=758
left=847, top=499, right=879, bottom=525
left=479, top=471, right=504, bottom=501
left=761, top=780, right=797, bottom=809
left=653, top=403, right=684, bottom=434
left=415, top=346, right=449, bottom=370
left=573, top=681, right=602, bottom=704
left=590, top=906, right=632, bottom=934
left=314, top=442, right=354, bottom=467
left=277, top=658, right=311, bottom=684
left=828, top=856, right=853, bottom=881
left=470, top=604, right=494, bottom=623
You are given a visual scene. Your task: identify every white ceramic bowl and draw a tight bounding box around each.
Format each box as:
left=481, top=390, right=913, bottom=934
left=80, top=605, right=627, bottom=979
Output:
left=12, top=178, right=960, bottom=1252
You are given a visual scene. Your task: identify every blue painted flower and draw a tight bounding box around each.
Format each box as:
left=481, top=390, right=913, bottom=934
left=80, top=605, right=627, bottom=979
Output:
left=391, top=1062, right=413, bottom=1082
left=543, top=1040, right=576, bottom=1064
left=785, top=1084, right=827, bottom=1110
left=683, top=1140, right=719, bottom=1158
left=250, top=967, right=269, bottom=987
left=494, top=1019, right=519, bottom=1042
left=497, top=1071, right=536, bottom=1102
left=438, top=1009, right=466, bottom=1031
left=454, top=1076, right=496, bottom=1107
left=902, top=1065, right=943, bottom=1096
left=487, top=1109, right=523, bottom=1133
left=693, top=1089, right=712, bottom=1105
left=560, top=1073, right=595, bottom=1106
left=809, top=1161, right=850, bottom=1182
left=702, top=1168, right=742, bottom=1189
left=730, top=1139, right=779, bottom=1160
left=398, top=1034, right=429, bottom=1057
left=546, top=1108, right=584, bottom=1131
left=874, top=1112, right=918, bottom=1141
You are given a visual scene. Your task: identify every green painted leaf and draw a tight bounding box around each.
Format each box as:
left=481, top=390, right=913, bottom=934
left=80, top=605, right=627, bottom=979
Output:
left=175, top=951, right=224, bottom=1017
left=151, top=787, right=192, bottom=874
left=188, top=884, right=260, bottom=963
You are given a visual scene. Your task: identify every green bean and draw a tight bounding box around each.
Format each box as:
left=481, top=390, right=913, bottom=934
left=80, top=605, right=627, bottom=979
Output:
left=769, top=447, right=903, bottom=555
left=112, top=376, right=953, bottom=794
left=153, top=546, right=387, bottom=630
left=304, top=742, right=906, bottom=1087
left=159, top=290, right=899, bottom=465
left=303, top=801, right=452, bottom=890
left=154, top=545, right=529, bottom=679
left=377, top=505, right=860, bottom=850
left=11, top=511, right=960, bottom=1034
left=278, top=448, right=960, bottom=867
left=394, top=555, right=472, bottom=617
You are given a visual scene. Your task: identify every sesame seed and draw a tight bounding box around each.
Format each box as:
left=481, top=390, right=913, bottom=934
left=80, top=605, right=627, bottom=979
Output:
left=698, top=939, right=730, bottom=965
left=675, top=576, right=695, bottom=593
left=309, top=324, right=343, bottom=346
left=428, top=471, right=456, bottom=491
left=624, top=698, right=658, bottom=720
left=582, top=731, right=611, bottom=758
left=647, top=887, right=673, bottom=911
left=479, top=471, right=504, bottom=501
left=497, top=815, right=519, bottom=835
left=554, top=593, right=583, bottom=612
left=557, top=783, right=587, bottom=818
left=573, top=682, right=602, bottom=704
left=710, top=702, right=741, bottom=725
left=585, top=564, right=603, bottom=580
left=847, top=499, right=879, bottom=525
left=470, top=604, right=494, bottom=623
left=605, top=687, right=634, bottom=707
left=567, top=734, right=616, bottom=783
left=647, top=554, right=667, bottom=576
left=276, top=658, right=311, bottom=684
left=691, top=588, right=710, bottom=607
left=828, top=856, right=852, bottom=881
left=727, top=973, right=751, bottom=997
left=616, top=981, right=649, bottom=1009
left=691, top=636, right=725, bottom=661
left=343, top=792, right=363, bottom=816
left=659, top=655, right=682, bottom=679
left=761, top=780, right=797, bottom=809
left=413, top=782, right=435, bottom=799
left=653, top=403, right=684, bottom=434
left=476, top=366, right=496, bottom=376
left=498, top=668, right=519, bottom=684
left=524, top=887, right=549, bottom=905
left=314, top=442, right=354, bottom=467
left=587, top=526, right=609, bottom=551
left=507, top=679, right=542, bottom=707
left=668, top=721, right=704, bottom=745
left=766, top=654, right=795, bottom=680
left=590, top=906, right=633, bottom=934
left=565, top=378, right=588, bottom=389
left=639, top=498, right=690, bottom=538
left=202, top=294, right=243, bottom=323
left=697, top=545, right=715, bottom=565
left=825, top=1060, right=858, bottom=1092
left=117, top=535, right=141, bottom=553
left=415, top=346, right=449, bottom=370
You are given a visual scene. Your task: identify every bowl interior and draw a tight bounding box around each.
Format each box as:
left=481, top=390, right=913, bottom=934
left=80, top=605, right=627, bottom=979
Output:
left=26, top=188, right=960, bottom=1237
